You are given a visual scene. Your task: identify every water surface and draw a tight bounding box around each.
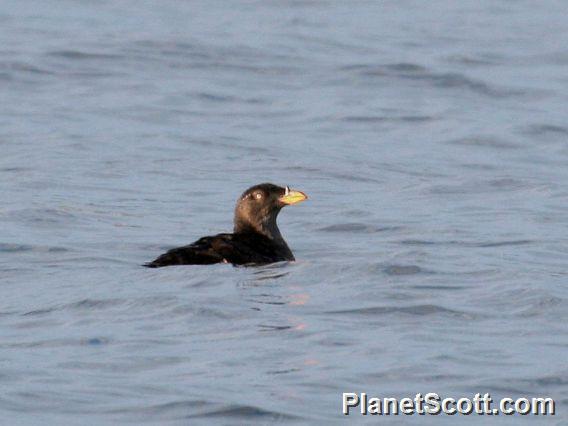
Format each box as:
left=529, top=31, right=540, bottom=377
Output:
left=1, top=0, right=568, bottom=424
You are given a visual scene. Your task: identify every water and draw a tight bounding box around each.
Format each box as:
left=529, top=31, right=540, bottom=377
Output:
left=1, top=0, right=568, bottom=424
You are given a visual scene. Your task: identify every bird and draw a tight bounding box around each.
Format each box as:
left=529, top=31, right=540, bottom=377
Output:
left=144, top=183, right=308, bottom=267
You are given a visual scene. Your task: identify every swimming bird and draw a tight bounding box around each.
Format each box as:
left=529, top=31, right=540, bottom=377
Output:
left=144, top=183, right=308, bottom=267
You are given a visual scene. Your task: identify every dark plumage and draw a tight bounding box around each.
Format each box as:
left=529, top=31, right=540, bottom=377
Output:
left=144, top=183, right=308, bottom=267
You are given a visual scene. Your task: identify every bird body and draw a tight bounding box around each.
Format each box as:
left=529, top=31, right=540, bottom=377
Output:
left=145, top=183, right=307, bottom=267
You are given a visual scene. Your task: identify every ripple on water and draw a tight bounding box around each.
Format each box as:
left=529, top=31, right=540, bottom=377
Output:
left=428, top=178, right=545, bottom=195
left=0, top=243, right=69, bottom=253
left=444, top=53, right=504, bottom=66
left=0, top=61, right=55, bottom=77
left=3, top=208, right=81, bottom=226
left=21, top=298, right=124, bottom=317
left=1, top=337, right=111, bottom=349
left=318, top=223, right=400, bottom=233
left=342, top=62, right=523, bottom=98
left=0, top=243, right=34, bottom=253
left=46, top=50, right=122, bottom=61
left=185, top=404, right=302, bottom=422
left=382, top=264, right=427, bottom=276
left=341, top=115, right=436, bottom=124
left=523, top=123, right=568, bottom=137
left=399, top=239, right=534, bottom=248
left=446, top=135, right=520, bottom=150
left=327, top=304, right=476, bottom=319
left=514, top=295, right=565, bottom=318
left=108, top=400, right=303, bottom=423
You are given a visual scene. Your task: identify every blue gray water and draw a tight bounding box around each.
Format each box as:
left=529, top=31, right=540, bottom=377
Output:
left=2, top=1, right=568, bottom=424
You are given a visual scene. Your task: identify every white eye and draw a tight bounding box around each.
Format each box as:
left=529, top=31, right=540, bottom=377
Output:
left=285, top=186, right=290, bottom=195
left=255, top=192, right=262, bottom=199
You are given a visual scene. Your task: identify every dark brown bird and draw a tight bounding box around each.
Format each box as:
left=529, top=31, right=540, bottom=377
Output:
left=144, top=183, right=308, bottom=267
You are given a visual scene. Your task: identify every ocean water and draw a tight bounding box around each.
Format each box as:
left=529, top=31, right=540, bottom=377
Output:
left=1, top=0, right=568, bottom=424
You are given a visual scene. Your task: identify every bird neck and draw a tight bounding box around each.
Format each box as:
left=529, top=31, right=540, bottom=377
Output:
left=234, top=211, right=284, bottom=242
left=233, top=211, right=294, bottom=260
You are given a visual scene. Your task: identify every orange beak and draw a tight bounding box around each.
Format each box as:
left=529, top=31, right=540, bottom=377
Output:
left=279, top=188, right=308, bottom=205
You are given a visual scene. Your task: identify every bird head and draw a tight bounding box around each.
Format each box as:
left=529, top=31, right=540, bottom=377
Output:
left=233, top=183, right=307, bottom=238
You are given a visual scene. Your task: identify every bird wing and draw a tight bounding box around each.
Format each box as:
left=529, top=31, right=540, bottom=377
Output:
left=144, top=234, right=233, bottom=267
left=144, top=233, right=283, bottom=267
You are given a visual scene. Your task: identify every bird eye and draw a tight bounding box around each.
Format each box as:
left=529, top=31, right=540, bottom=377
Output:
left=254, top=192, right=262, bottom=199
